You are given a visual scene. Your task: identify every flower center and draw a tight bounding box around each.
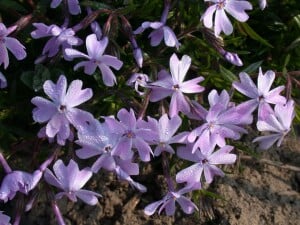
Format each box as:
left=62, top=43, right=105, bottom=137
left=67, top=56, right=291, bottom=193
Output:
left=217, top=0, right=226, bottom=9
left=202, top=158, right=208, bottom=164
left=173, top=84, right=180, bottom=90
left=58, top=104, right=67, bottom=113
left=104, top=145, right=112, bottom=153
left=124, top=130, right=136, bottom=138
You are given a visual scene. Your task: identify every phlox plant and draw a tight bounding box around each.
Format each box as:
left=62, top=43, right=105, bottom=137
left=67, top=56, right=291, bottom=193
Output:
left=0, top=0, right=299, bottom=224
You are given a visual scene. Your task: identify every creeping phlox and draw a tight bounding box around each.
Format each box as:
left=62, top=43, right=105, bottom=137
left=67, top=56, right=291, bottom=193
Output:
left=0, top=0, right=295, bottom=224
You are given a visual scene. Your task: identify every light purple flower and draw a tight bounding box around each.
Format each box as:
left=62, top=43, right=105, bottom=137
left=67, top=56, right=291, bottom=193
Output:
left=176, top=141, right=236, bottom=184
left=138, top=114, right=188, bottom=156
left=144, top=183, right=200, bottom=216
left=127, top=73, right=150, bottom=95
left=0, top=170, right=42, bottom=202
left=149, top=53, right=205, bottom=117
left=0, top=211, right=11, bottom=225
left=0, top=71, right=7, bottom=88
left=51, top=0, right=81, bottom=15
left=44, top=159, right=101, bottom=205
left=0, top=23, right=26, bottom=69
left=134, top=1, right=180, bottom=49
left=253, top=100, right=295, bottom=149
left=233, top=68, right=286, bottom=119
left=134, top=22, right=180, bottom=49
left=202, top=0, right=253, bottom=36
left=31, top=23, right=82, bottom=60
left=188, top=90, right=252, bottom=151
left=76, top=119, right=146, bottom=192
left=65, top=34, right=123, bottom=86
left=31, top=75, right=93, bottom=145
left=105, top=108, right=155, bottom=162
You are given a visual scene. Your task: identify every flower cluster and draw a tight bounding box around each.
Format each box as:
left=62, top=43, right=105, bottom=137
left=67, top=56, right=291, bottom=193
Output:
left=0, top=0, right=297, bottom=224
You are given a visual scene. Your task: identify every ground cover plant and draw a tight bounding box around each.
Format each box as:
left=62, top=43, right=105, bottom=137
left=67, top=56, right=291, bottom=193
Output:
left=0, top=0, right=299, bottom=224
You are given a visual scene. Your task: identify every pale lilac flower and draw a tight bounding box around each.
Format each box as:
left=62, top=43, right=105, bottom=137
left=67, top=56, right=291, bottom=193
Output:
left=176, top=141, right=236, bottom=184
left=149, top=53, right=205, bottom=117
left=134, top=22, right=180, bottom=49
left=127, top=73, right=150, bottom=95
left=0, top=211, right=11, bottom=225
left=76, top=119, right=146, bottom=192
left=31, top=23, right=82, bottom=60
left=44, top=159, right=101, bottom=205
left=134, top=2, right=180, bottom=49
left=51, top=0, right=81, bottom=15
left=0, top=71, right=7, bottom=88
left=105, top=108, right=155, bottom=162
left=202, top=0, right=253, bottom=36
left=253, top=100, right=295, bottom=149
left=0, top=170, right=42, bottom=202
left=0, top=23, right=26, bottom=69
left=138, top=114, right=188, bottom=156
left=144, top=183, right=200, bottom=216
left=65, top=34, right=123, bottom=86
left=233, top=68, right=286, bottom=119
left=188, top=90, right=253, bottom=151
left=76, top=118, right=123, bottom=172
left=31, top=75, right=93, bottom=145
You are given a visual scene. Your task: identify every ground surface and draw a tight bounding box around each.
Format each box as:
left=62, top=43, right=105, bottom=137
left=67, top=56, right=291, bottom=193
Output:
left=2, top=136, right=300, bottom=225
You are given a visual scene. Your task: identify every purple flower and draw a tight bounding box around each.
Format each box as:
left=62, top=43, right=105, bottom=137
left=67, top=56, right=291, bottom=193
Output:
left=149, top=53, right=205, bottom=117
left=144, top=183, right=199, bottom=216
left=134, top=2, right=180, bottom=49
left=76, top=119, right=146, bottom=192
left=188, top=90, right=252, bottom=151
left=138, top=114, right=188, bottom=156
left=0, top=211, right=11, bottom=225
left=65, top=34, right=123, bottom=86
left=0, top=23, right=26, bottom=69
left=0, top=72, right=7, bottom=88
left=176, top=141, right=236, bottom=184
left=127, top=73, right=150, bottom=95
left=31, top=23, right=82, bottom=60
left=253, top=100, right=295, bottom=150
left=233, top=68, right=286, bottom=119
left=44, top=159, right=101, bottom=205
left=51, top=0, right=81, bottom=15
left=31, top=75, right=93, bottom=145
left=202, top=0, right=253, bottom=36
left=76, top=118, right=123, bottom=172
left=105, top=108, right=155, bottom=162
left=0, top=170, right=42, bottom=202
left=134, top=22, right=180, bottom=49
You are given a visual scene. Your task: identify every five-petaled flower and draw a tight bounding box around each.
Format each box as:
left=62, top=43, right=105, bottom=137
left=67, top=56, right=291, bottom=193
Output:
left=65, top=34, right=123, bottom=86
left=253, top=100, right=295, bottom=150
left=0, top=23, right=26, bottom=69
left=31, top=75, right=93, bottom=145
left=144, top=183, right=200, bottom=216
left=176, top=141, right=236, bottom=184
left=44, top=159, right=101, bottom=205
left=201, top=0, right=253, bottom=36
left=233, top=68, right=286, bottom=119
left=149, top=53, right=205, bottom=117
